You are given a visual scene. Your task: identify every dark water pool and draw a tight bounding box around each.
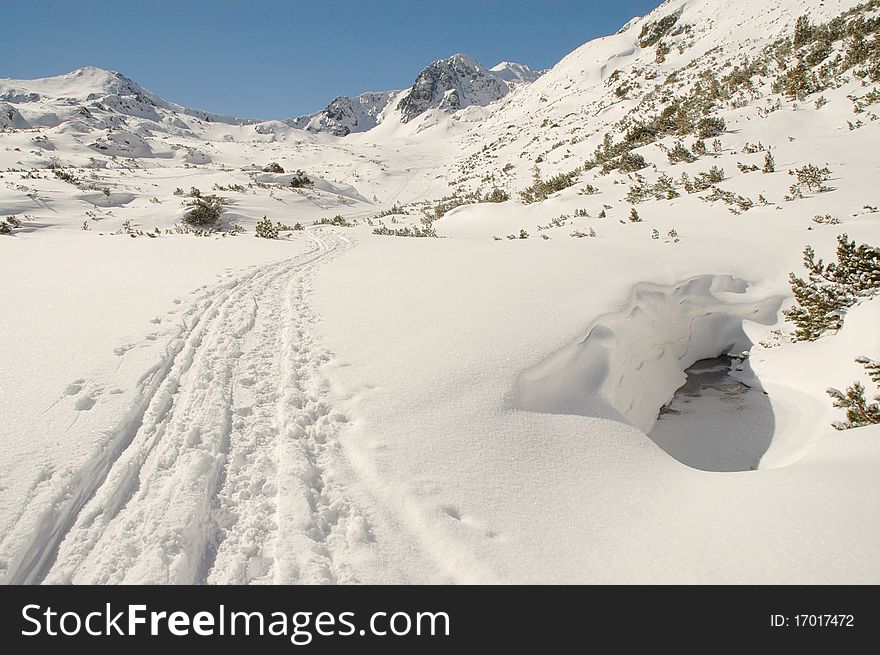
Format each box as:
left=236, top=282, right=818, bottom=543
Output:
left=650, top=356, right=774, bottom=472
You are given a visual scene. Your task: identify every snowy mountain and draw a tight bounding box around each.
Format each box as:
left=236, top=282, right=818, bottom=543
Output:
left=1, top=0, right=879, bottom=586
left=288, top=54, right=542, bottom=135
left=0, top=66, right=253, bottom=131
left=287, top=91, right=395, bottom=136
left=396, top=53, right=513, bottom=123
left=489, top=61, right=543, bottom=84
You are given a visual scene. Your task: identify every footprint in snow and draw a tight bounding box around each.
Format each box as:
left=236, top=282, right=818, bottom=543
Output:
left=440, top=504, right=502, bottom=541
left=440, top=504, right=462, bottom=521
left=64, top=379, right=85, bottom=395
left=74, top=394, right=97, bottom=411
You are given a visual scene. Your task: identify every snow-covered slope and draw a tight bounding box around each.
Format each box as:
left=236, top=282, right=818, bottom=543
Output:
left=0, top=66, right=253, bottom=132
left=288, top=55, right=542, bottom=136
left=489, top=61, right=543, bottom=84
left=287, top=91, right=395, bottom=136
left=1, top=0, right=879, bottom=585
left=396, top=53, right=512, bottom=123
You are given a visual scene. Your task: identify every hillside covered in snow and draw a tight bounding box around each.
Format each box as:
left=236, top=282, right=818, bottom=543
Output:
left=1, top=0, right=879, bottom=585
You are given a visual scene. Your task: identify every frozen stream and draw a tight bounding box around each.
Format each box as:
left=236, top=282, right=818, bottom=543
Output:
left=650, top=356, right=774, bottom=472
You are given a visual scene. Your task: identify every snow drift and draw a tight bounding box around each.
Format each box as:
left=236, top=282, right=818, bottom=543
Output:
left=514, top=275, right=783, bottom=433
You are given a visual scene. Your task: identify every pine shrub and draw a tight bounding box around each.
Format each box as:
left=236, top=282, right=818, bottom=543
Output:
left=785, top=234, right=880, bottom=340
left=184, top=194, right=225, bottom=226
left=827, top=357, right=880, bottom=429
left=255, top=216, right=280, bottom=239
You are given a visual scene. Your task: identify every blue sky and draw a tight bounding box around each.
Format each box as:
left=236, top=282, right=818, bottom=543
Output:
left=4, top=0, right=660, bottom=119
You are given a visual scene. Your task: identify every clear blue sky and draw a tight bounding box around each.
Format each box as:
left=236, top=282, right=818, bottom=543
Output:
left=4, top=0, right=660, bottom=119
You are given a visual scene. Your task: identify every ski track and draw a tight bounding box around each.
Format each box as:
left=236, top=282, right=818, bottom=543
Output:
left=2, top=228, right=369, bottom=585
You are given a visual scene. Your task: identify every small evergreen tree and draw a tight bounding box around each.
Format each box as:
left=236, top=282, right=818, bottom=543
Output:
left=289, top=170, right=313, bottom=188
left=794, top=164, right=831, bottom=192
left=827, top=356, right=880, bottom=429
left=485, top=188, right=509, bottom=203
left=793, top=15, right=814, bottom=50
left=667, top=140, right=697, bottom=164
left=784, top=234, right=880, bottom=340
left=255, top=215, right=280, bottom=239
left=763, top=152, right=775, bottom=173
left=183, top=194, right=225, bottom=226
left=696, top=116, right=726, bottom=138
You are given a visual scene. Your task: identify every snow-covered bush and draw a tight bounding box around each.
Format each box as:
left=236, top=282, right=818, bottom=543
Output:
left=262, top=162, right=284, bottom=173
left=183, top=193, right=225, bottom=226
left=520, top=170, right=579, bottom=203
left=484, top=188, right=509, bottom=203
left=681, top=166, right=725, bottom=193
left=1, top=216, right=22, bottom=235
left=372, top=221, right=437, bottom=237
left=793, top=164, right=832, bottom=192
left=255, top=216, right=279, bottom=239
left=827, top=357, right=880, bottom=430
left=638, top=14, right=678, bottom=48
left=289, top=170, right=313, bottom=188
left=667, top=140, right=697, bottom=164
left=601, top=152, right=647, bottom=175
left=49, top=164, right=77, bottom=185
left=696, top=116, right=726, bottom=139
left=785, top=234, right=880, bottom=341
left=315, top=215, right=352, bottom=227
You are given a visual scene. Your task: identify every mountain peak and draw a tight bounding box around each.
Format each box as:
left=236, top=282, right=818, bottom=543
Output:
left=489, top=61, right=543, bottom=84
left=396, top=53, right=509, bottom=124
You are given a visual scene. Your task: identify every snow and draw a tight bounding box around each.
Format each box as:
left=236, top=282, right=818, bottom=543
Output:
left=513, top=274, right=783, bottom=433
left=489, top=62, right=544, bottom=84
left=1, top=0, right=879, bottom=584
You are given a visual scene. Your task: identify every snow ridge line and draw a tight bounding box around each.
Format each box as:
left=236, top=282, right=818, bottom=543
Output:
left=2, top=230, right=348, bottom=584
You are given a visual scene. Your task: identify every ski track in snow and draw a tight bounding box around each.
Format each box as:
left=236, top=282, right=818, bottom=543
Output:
left=1, top=228, right=370, bottom=585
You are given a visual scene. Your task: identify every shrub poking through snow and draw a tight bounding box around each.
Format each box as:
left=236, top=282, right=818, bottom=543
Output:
left=785, top=234, right=880, bottom=341
left=50, top=165, right=78, bottom=185
left=520, top=169, right=579, bottom=203
left=638, top=14, right=678, bottom=48
left=696, top=116, right=726, bottom=139
left=289, top=170, right=313, bottom=188
left=484, top=188, right=509, bottom=203
left=1, top=215, right=22, bottom=234
left=827, top=357, right=880, bottom=430
left=602, top=152, right=647, bottom=174
left=372, top=222, right=437, bottom=237
left=667, top=140, right=697, bottom=164
left=792, top=164, right=832, bottom=192
left=315, top=214, right=352, bottom=227
left=681, top=166, right=725, bottom=193
left=255, top=216, right=280, bottom=239
left=433, top=192, right=480, bottom=219
left=183, top=193, right=225, bottom=226
left=263, top=162, right=284, bottom=173
left=763, top=152, right=776, bottom=173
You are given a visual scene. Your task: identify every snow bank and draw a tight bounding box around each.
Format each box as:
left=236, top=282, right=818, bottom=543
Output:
left=754, top=299, right=880, bottom=468
left=89, top=130, right=154, bottom=157
left=514, top=275, right=783, bottom=433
